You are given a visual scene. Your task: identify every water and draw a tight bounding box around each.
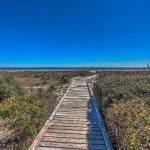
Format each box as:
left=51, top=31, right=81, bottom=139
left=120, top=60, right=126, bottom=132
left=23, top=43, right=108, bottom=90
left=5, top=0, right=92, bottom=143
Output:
left=0, top=67, right=148, bottom=72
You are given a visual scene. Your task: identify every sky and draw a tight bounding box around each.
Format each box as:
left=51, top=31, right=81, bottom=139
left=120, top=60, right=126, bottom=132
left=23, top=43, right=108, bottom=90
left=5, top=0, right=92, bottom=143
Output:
left=0, top=0, right=150, bottom=67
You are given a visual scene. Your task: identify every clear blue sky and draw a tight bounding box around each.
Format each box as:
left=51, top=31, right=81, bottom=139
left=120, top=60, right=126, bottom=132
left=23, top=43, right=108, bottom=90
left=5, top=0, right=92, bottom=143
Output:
left=0, top=0, right=150, bottom=67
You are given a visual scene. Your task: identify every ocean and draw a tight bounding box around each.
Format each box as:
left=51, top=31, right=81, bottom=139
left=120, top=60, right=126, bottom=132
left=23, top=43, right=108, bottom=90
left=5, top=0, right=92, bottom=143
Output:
left=0, top=67, right=148, bottom=72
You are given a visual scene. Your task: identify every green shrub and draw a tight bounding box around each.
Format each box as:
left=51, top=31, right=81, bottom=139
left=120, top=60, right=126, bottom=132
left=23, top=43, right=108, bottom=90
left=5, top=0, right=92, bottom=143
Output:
left=59, top=71, right=94, bottom=84
left=0, top=71, right=94, bottom=149
left=0, top=76, right=24, bottom=101
left=0, top=90, right=57, bottom=149
left=41, top=72, right=50, bottom=84
left=94, top=72, right=150, bottom=114
left=59, top=74, right=71, bottom=84
left=93, top=72, right=150, bottom=149
left=106, top=99, right=150, bottom=150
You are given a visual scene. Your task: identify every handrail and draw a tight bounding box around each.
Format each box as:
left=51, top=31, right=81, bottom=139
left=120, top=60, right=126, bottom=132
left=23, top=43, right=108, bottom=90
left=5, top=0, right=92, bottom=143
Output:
left=86, top=79, right=114, bottom=150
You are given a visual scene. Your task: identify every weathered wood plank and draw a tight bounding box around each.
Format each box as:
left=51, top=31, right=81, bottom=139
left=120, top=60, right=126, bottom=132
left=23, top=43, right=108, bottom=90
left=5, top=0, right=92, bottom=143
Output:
left=46, top=129, right=102, bottom=135
left=37, top=147, right=80, bottom=150
left=44, top=132, right=104, bottom=140
left=48, top=126, right=101, bottom=132
left=53, top=118, right=98, bottom=122
left=30, top=78, right=113, bottom=150
left=41, top=137, right=105, bottom=145
left=50, top=123, right=100, bottom=128
left=51, top=120, right=99, bottom=125
left=39, top=141, right=107, bottom=150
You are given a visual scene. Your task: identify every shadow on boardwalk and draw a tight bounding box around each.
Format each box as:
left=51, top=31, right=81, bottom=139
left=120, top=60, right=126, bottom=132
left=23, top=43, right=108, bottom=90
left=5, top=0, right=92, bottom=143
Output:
left=86, top=97, right=107, bottom=150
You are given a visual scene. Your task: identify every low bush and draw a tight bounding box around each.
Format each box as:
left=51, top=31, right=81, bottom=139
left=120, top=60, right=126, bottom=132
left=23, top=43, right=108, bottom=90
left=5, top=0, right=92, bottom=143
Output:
left=59, top=71, right=95, bottom=84
left=0, top=75, right=58, bottom=149
left=106, top=99, right=150, bottom=150
left=93, top=72, right=150, bottom=149
left=0, top=76, right=24, bottom=101
left=0, top=90, right=57, bottom=149
left=94, top=72, right=150, bottom=114
left=0, top=72, right=94, bottom=149
left=59, top=74, right=71, bottom=84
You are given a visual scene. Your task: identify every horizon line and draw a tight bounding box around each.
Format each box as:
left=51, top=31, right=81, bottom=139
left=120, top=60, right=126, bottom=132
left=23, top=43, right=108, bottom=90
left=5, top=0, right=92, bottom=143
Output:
left=0, top=66, right=148, bottom=68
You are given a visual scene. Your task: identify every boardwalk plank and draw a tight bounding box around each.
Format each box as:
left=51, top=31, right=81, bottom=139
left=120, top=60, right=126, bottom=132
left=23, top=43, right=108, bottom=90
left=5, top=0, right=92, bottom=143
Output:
left=50, top=123, right=100, bottom=128
left=44, top=133, right=104, bottom=140
left=39, top=141, right=107, bottom=150
left=41, top=137, right=105, bottom=145
left=29, top=78, right=112, bottom=150
left=48, top=126, right=101, bottom=131
left=46, top=129, right=102, bottom=135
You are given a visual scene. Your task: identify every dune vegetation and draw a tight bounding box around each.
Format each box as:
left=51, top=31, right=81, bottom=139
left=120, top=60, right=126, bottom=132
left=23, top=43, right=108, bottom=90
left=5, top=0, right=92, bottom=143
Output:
left=93, top=72, right=150, bottom=150
left=0, top=71, right=94, bottom=87
left=2, top=71, right=149, bottom=149
left=0, top=76, right=58, bottom=149
left=0, top=71, right=94, bottom=149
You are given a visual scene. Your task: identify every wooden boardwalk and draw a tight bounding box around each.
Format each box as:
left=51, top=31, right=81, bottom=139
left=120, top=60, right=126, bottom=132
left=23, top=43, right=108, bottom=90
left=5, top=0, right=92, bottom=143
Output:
left=29, top=78, right=113, bottom=150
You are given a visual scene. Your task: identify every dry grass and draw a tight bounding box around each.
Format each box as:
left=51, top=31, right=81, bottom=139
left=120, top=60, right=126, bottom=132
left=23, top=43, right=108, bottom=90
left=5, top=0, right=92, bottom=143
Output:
left=0, top=71, right=94, bottom=87
left=0, top=71, right=94, bottom=149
